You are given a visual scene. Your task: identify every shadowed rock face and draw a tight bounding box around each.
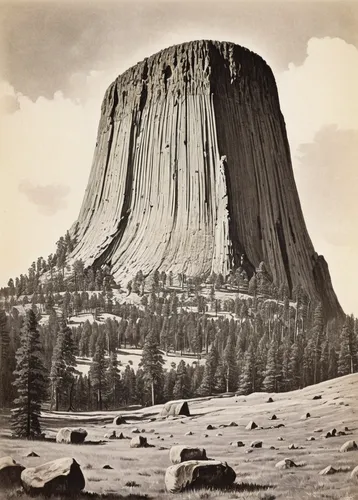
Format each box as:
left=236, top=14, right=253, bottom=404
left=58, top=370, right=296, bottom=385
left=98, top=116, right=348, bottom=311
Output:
left=71, top=40, right=342, bottom=318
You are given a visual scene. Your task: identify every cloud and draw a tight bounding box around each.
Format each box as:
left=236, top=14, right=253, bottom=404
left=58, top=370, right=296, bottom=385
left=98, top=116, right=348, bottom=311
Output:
left=18, top=180, right=70, bottom=215
left=277, top=37, right=358, bottom=314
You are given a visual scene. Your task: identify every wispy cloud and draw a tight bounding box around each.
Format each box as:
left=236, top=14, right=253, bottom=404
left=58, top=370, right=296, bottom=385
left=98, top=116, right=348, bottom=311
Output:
left=18, top=180, right=70, bottom=215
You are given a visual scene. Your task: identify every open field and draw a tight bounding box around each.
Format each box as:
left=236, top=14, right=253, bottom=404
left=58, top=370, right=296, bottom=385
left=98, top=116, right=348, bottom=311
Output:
left=1, top=374, right=358, bottom=499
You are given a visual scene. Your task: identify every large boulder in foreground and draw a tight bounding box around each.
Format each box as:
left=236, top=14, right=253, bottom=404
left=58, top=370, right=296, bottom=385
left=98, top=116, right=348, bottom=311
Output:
left=113, top=415, right=126, bottom=425
left=170, top=446, right=207, bottom=464
left=161, top=401, right=190, bottom=417
left=56, top=428, right=87, bottom=444
left=21, top=458, right=85, bottom=495
left=0, top=456, right=25, bottom=489
left=165, top=460, right=236, bottom=493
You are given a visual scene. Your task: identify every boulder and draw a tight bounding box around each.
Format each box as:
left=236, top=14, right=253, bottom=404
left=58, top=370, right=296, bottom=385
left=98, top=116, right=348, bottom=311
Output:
left=340, top=440, right=358, bottom=453
left=103, top=465, right=113, bottom=470
left=216, top=433, right=223, bottom=437
left=275, top=458, right=297, bottom=469
left=185, top=431, right=193, bottom=436
left=269, top=415, right=277, bottom=420
left=56, top=428, right=87, bottom=444
left=169, top=446, right=207, bottom=464
left=131, top=428, right=141, bottom=434
left=301, top=413, right=310, bottom=419
left=113, top=415, right=126, bottom=425
left=351, top=465, right=358, bottom=479
left=267, top=397, right=274, bottom=403
left=306, top=437, right=315, bottom=441
left=27, top=451, right=40, bottom=457
left=277, top=437, right=284, bottom=441
left=275, top=424, right=285, bottom=428
left=229, top=422, right=238, bottom=427
left=312, top=395, right=322, bottom=400
left=21, top=457, right=85, bottom=495
left=104, top=431, right=116, bottom=439
left=325, top=432, right=332, bottom=439
left=206, top=424, right=215, bottom=430
left=319, top=465, right=337, bottom=475
left=165, top=460, right=236, bottom=493
left=130, top=435, right=148, bottom=448
left=250, top=440, right=262, bottom=448
left=161, top=401, right=190, bottom=417
left=245, top=421, right=258, bottom=430
left=0, top=456, right=25, bottom=489
left=314, top=428, right=323, bottom=433
left=288, top=444, right=299, bottom=450
left=330, top=428, right=337, bottom=437
left=117, top=432, right=126, bottom=440
left=230, top=441, right=245, bottom=447
left=337, top=431, right=346, bottom=436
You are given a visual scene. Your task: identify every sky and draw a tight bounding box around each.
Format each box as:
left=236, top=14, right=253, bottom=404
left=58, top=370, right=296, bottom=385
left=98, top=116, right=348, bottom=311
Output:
left=0, top=0, right=357, bottom=314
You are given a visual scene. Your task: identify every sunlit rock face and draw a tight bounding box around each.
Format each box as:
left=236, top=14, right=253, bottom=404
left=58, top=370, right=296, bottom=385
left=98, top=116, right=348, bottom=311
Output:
left=71, top=40, right=342, bottom=318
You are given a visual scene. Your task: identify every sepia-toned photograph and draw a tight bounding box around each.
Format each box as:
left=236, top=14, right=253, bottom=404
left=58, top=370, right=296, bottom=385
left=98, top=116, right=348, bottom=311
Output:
left=0, top=1, right=357, bottom=498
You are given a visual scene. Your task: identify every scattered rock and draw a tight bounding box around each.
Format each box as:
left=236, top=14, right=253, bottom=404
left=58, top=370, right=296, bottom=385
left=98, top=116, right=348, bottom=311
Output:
left=131, top=428, right=141, bottom=434
left=340, top=440, right=358, bottom=453
left=103, top=465, right=113, bottom=470
left=185, top=431, right=193, bottom=436
left=104, top=431, right=117, bottom=439
left=351, top=465, right=358, bottom=479
left=345, top=426, right=349, bottom=432
left=0, top=456, right=25, bottom=489
left=276, top=458, right=297, bottom=469
left=288, top=444, right=301, bottom=450
left=228, top=421, right=238, bottom=427
left=319, top=465, right=337, bottom=475
left=113, top=415, right=126, bottom=425
left=161, top=401, right=190, bottom=418
left=203, top=434, right=208, bottom=438
left=269, top=415, right=277, bottom=420
left=275, top=424, right=285, bottom=429
left=21, top=457, right=85, bottom=495
left=301, top=413, right=310, bottom=419
left=246, top=449, right=253, bottom=454
left=270, top=446, right=276, bottom=450
left=277, top=437, right=284, bottom=441
left=230, top=441, right=245, bottom=447
left=314, top=428, right=323, bottom=433
left=250, top=440, right=262, bottom=448
left=169, top=446, right=207, bottom=464
left=56, top=428, right=87, bottom=444
left=306, top=437, right=315, bottom=441
left=312, top=395, right=322, bottom=400
left=26, top=452, right=40, bottom=457
left=325, top=432, right=333, bottom=439
left=267, top=397, right=274, bottom=403
left=206, top=424, right=215, bottom=430
left=141, top=428, right=146, bottom=433
left=169, top=434, right=173, bottom=438
left=117, top=432, right=126, bottom=440
left=337, top=431, right=347, bottom=436
left=330, top=428, right=337, bottom=437
left=165, top=460, right=236, bottom=493
left=245, top=421, right=258, bottom=430
left=130, top=436, right=149, bottom=448
left=216, top=433, right=223, bottom=437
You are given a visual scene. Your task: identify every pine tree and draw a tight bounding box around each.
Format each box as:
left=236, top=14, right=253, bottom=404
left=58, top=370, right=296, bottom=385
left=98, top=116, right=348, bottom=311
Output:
left=222, top=334, right=237, bottom=392
left=11, top=309, right=48, bottom=438
left=237, top=342, right=256, bottom=395
left=89, top=337, right=107, bottom=410
left=214, top=363, right=226, bottom=393
left=197, top=344, right=218, bottom=396
left=338, top=315, right=358, bottom=375
left=0, top=310, right=11, bottom=407
left=163, top=367, right=176, bottom=401
left=105, top=352, right=121, bottom=409
left=139, top=331, right=164, bottom=405
left=173, top=360, right=190, bottom=400
left=50, top=320, right=78, bottom=411
left=263, top=338, right=282, bottom=392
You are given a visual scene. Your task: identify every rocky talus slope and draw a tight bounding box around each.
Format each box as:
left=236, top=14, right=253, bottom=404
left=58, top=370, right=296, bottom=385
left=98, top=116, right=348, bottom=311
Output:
left=71, top=40, right=342, bottom=318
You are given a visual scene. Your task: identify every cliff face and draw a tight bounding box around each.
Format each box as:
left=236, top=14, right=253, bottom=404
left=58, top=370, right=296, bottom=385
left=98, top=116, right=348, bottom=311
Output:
left=71, top=40, right=342, bottom=318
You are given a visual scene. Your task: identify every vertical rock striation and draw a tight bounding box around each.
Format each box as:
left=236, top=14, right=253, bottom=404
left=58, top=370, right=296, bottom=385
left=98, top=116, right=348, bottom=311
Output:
left=71, top=40, right=342, bottom=318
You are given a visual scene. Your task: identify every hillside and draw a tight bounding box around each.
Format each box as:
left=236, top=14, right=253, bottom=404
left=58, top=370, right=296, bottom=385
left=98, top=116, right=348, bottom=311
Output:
left=1, top=374, right=358, bottom=499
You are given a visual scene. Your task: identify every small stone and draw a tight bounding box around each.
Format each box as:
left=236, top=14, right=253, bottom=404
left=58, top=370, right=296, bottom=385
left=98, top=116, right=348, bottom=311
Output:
left=103, top=465, right=113, bottom=470
left=185, top=431, right=193, bottom=436
left=228, top=422, right=238, bottom=427
left=314, top=428, right=323, bottom=433
left=267, top=397, right=274, bottom=403
left=245, top=421, right=258, bottom=430
left=269, top=415, right=277, bottom=420
left=250, top=440, right=262, bottom=448
left=206, top=424, right=215, bottom=430
left=216, top=432, right=223, bottom=437
left=230, top=441, right=245, bottom=447
left=312, top=395, right=322, bottom=400
left=277, top=437, right=284, bottom=441
left=131, top=428, right=141, bottom=434
left=340, top=440, right=358, bottom=453
left=276, top=458, right=297, bottom=469
left=288, top=444, right=298, bottom=450
left=26, top=452, right=40, bottom=457
left=319, top=465, right=337, bottom=475
left=130, top=436, right=148, bottom=448
left=306, top=437, right=315, bottom=441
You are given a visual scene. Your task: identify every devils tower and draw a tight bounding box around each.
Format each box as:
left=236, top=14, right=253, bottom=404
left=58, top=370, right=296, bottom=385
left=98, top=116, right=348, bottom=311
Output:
left=70, top=40, right=342, bottom=318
